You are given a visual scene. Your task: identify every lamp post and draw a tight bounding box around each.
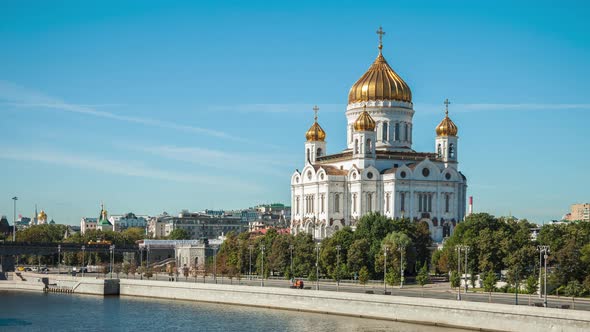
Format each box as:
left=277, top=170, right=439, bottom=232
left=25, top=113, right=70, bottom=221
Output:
left=260, top=245, right=265, bottom=287
left=336, top=244, right=341, bottom=292
left=81, top=245, right=86, bottom=277
left=213, top=246, right=217, bottom=284
left=456, top=245, right=462, bottom=301
left=399, top=245, right=406, bottom=289
left=383, top=245, right=389, bottom=293
left=463, top=245, right=470, bottom=294
left=538, top=247, right=543, bottom=299
left=57, top=245, right=61, bottom=276
left=537, top=245, right=550, bottom=308
left=248, top=244, right=253, bottom=280
left=12, top=196, right=18, bottom=242
left=289, top=244, right=294, bottom=279
left=109, top=245, right=115, bottom=279
left=315, top=243, right=321, bottom=290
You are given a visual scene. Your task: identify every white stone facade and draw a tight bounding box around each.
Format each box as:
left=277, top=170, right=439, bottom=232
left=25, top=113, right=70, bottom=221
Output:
left=290, top=50, right=467, bottom=243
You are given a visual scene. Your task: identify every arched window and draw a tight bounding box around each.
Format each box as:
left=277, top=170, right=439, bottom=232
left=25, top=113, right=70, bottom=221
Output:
left=400, top=193, right=405, bottom=213
left=334, top=194, right=340, bottom=213
left=354, top=139, right=359, bottom=154
left=349, top=125, right=353, bottom=143
left=382, top=122, right=388, bottom=142
left=394, top=123, right=400, bottom=141
left=321, top=194, right=325, bottom=213
left=306, top=148, right=311, bottom=162
left=316, top=147, right=322, bottom=157
left=366, top=138, right=372, bottom=153
left=437, top=144, right=442, bottom=158
left=449, top=143, right=455, bottom=159
left=367, top=193, right=373, bottom=212
left=296, top=196, right=300, bottom=214
left=385, top=193, right=390, bottom=212
left=353, top=194, right=357, bottom=213
left=445, top=194, right=450, bottom=213
left=404, top=123, right=409, bottom=141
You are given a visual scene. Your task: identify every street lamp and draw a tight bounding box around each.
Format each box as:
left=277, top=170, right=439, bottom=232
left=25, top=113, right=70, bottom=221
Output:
left=12, top=196, right=18, bottom=242
left=81, top=245, right=86, bottom=277
left=537, top=247, right=543, bottom=299
left=537, top=245, right=550, bottom=307
left=315, top=243, right=321, bottom=290
left=260, top=245, right=266, bottom=287
left=289, top=244, right=294, bottom=279
left=109, top=245, right=115, bottom=279
left=383, top=245, right=389, bottom=293
left=456, top=245, right=462, bottom=301
left=399, top=244, right=406, bottom=289
left=336, top=245, right=341, bottom=292
left=463, top=245, right=470, bottom=294
left=248, top=244, right=253, bottom=280
left=57, top=245, right=61, bottom=276
left=213, top=246, right=218, bottom=284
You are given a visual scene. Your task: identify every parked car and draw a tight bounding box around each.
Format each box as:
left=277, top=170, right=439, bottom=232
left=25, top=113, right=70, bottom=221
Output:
left=40, top=267, right=49, bottom=273
left=24, top=267, right=32, bottom=272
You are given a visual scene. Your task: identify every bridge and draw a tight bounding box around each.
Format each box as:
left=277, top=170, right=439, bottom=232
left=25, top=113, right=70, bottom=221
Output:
left=0, top=242, right=139, bottom=272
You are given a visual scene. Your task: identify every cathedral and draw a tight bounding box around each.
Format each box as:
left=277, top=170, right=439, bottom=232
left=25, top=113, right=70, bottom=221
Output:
left=290, top=28, right=467, bottom=243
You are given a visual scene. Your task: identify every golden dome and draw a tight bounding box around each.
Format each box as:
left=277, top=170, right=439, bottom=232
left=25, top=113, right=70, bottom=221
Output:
left=305, top=105, right=326, bottom=142
left=348, top=50, right=412, bottom=104
left=38, top=210, right=47, bottom=220
left=354, top=107, right=376, bottom=131
left=436, top=101, right=458, bottom=136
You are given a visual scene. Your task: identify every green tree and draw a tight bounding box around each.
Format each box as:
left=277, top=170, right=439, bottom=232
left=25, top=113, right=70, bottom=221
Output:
left=525, top=275, right=538, bottom=295
left=450, top=271, right=460, bottom=288
left=563, top=280, right=585, bottom=298
left=483, top=271, right=498, bottom=293
left=347, top=238, right=370, bottom=276
left=122, top=262, right=131, bottom=278
left=358, top=266, right=370, bottom=286
left=416, top=262, right=430, bottom=288
left=168, top=228, right=190, bottom=240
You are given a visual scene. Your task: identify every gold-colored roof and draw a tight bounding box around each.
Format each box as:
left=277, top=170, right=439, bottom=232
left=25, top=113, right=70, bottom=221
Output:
left=305, top=105, right=326, bottom=142
left=38, top=210, right=47, bottom=220
left=353, top=106, right=376, bottom=131
left=436, top=100, right=458, bottom=136
left=347, top=40, right=412, bottom=104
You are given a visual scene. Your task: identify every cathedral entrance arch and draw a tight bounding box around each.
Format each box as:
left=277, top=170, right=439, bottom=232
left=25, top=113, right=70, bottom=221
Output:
left=419, top=218, right=435, bottom=240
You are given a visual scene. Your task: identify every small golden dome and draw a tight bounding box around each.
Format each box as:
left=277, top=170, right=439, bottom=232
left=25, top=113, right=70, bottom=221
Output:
left=38, top=210, right=47, bottom=220
left=348, top=52, right=412, bottom=104
left=354, top=107, right=376, bottom=131
left=305, top=122, right=326, bottom=142
left=436, top=104, right=458, bottom=136
left=305, top=105, right=326, bottom=142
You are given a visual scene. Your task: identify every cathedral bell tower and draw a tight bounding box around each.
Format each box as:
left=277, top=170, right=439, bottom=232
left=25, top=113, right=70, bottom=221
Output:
left=352, top=105, right=376, bottom=167
left=435, top=99, right=459, bottom=169
left=304, top=105, right=327, bottom=165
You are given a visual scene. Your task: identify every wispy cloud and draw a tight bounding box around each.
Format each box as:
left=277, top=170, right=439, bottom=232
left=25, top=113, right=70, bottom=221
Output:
left=0, top=80, right=249, bottom=142
left=0, top=145, right=262, bottom=191
left=120, top=143, right=296, bottom=177
left=414, top=102, right=590, bottom=114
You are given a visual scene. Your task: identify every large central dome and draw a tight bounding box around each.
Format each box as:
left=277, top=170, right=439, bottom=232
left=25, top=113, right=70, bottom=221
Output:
left=348, top=52, right=412, bottom=104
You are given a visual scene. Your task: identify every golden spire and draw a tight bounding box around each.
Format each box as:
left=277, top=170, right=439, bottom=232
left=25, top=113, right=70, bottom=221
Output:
left=305, top=105, right=326, bottom=142
left=436, top=98, right=458, bottom=136
left=348, top=27, right=412, bottom=104
left=354, top=105, right=376, bottom=131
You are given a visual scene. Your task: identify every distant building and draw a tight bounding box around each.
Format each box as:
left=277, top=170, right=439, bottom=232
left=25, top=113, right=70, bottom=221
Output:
left=81, top=203, right=115, bottom=234
left=564, top=203, right=590, bottom=222
left=147, top=211, right=247, bottom=240
left=109, top=212, right=148, bottom=232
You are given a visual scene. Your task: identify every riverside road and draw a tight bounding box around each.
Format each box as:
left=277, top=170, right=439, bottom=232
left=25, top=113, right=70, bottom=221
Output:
left=50, top=271, right=590, bottom=311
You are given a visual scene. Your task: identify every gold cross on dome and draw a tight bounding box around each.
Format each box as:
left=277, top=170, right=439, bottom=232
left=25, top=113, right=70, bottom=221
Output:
left=444, top=98, right=451, bottom=116
left=313, top=105, right=319, bottom=122
left=376, top=26, right=386, bottom=51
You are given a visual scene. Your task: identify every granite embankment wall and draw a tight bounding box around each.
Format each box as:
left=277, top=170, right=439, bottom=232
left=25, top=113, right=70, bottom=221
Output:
left=118, top=279, right=590, bottom=332
left=2, top=274, right=589, bottom=332
left=0, top=272, right=118, bottom=295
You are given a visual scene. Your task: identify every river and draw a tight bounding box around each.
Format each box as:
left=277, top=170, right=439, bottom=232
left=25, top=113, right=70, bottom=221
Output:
left=0, top=291, right=469, bottom=331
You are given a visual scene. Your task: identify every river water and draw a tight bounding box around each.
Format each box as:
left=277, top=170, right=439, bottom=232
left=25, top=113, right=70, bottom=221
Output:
left=0, top=291, right=468, bottom=332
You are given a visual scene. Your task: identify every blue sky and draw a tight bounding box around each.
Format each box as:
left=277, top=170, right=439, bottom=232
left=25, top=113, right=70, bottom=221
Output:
left=0, top=0, right=589, bottom=225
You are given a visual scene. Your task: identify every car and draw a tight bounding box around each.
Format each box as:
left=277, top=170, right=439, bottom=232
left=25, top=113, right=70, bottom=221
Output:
left=40, top=267, right=49, bottom=273
left=17, top=266, right=25, bottom=271
left=24, top=267, right=32, bottom=272
left=31, top=267, right=38, bottom=272
left=78, top=267, right=88, bottom=273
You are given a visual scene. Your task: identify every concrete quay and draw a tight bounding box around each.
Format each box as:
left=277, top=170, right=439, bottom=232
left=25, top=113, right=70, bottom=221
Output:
left=2, top=273, right=589, bottom=332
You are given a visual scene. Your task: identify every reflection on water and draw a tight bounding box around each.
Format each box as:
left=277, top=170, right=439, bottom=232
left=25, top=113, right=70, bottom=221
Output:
left=0, top=291, right=468, bottom=332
